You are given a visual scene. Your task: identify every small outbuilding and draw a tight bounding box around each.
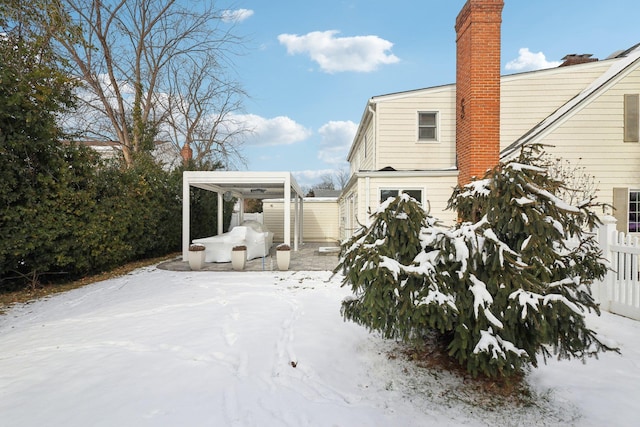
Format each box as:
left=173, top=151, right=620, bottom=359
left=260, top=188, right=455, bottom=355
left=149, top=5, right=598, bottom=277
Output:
left=182, top=171, right=305, bottom=261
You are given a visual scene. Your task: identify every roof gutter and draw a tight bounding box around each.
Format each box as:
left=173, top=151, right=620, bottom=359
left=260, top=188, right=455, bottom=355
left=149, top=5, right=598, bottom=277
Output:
left=346, top=99, right=375, bottom=162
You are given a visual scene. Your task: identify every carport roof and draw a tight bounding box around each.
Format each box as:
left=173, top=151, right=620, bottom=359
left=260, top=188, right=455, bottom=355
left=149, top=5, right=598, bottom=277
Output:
left=183, top=171, right=304, bottom=200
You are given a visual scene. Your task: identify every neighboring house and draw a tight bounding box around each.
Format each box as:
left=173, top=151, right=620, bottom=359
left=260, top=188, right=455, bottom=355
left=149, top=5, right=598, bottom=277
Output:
left=78, top=139, right=181, bottom=167
left=338, top=0, right=640, bottom=239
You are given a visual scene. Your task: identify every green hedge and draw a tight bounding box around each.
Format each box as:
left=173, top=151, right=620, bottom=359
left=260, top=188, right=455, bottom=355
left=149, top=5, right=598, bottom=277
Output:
left=0, top=27, right=231, bottom=291
left=0, top=149, right=232, bottom=291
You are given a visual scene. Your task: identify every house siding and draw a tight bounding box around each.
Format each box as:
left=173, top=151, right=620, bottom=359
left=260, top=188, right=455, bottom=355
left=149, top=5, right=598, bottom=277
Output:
left=532, top=65, right=640, bottom=221
left=349, top=109, right=375, bottom=174
left=374, top=88, right=457, bottom=171
left=263, top=199, right=340, bottom=243
left=342, top=40, right=640, bottom=240
left=500, top=61, right=614, bottom=149
left=347, top=174, right=459, bottom=228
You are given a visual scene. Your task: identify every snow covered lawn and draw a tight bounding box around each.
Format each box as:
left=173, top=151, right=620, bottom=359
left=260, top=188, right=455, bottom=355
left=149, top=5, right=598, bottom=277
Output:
left=0, top=267, right=638, bottom=426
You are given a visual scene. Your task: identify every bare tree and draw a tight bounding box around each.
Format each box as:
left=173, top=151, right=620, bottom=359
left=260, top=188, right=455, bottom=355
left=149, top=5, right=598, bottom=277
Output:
left=544, top=154, right=599, bottom=205
left=53, top=0, right=247, bottom=167
left=316, top=174, right=336, bottom=190
left=162, top=52, right=247, bottom=168
left=335, top=168, right=350, bottom=189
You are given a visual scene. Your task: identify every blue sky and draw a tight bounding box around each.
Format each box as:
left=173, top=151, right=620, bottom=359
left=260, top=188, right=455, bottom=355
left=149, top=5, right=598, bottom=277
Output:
left=220, top=0, right=640, bottom=188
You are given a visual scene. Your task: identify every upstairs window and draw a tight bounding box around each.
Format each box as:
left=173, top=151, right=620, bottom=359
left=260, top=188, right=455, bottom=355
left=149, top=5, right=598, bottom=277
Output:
left=418, top=112, right=438, bottom=141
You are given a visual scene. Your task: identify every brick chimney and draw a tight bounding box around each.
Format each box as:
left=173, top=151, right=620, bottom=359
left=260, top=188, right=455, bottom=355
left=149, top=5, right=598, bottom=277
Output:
left=559, top=53, right=598, bottom=67
left=180, top=142, right=193, bottom=165
left=455, top=0, right=504, bottom=186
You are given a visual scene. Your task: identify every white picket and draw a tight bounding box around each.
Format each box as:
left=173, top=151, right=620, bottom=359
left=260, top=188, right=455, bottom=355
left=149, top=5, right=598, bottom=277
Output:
left=597, top=216, right=640, bottom=320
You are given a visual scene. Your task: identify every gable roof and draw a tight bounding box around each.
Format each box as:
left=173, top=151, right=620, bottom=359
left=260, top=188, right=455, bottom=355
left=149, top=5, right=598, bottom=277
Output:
left=501, top=43, right=640, bottom=159
left=346, top=43, right=640, bottom=166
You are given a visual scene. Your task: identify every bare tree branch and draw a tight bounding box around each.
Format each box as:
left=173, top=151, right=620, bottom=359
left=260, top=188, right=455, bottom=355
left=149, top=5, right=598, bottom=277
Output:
left=53, top=0, right=248, bottom=168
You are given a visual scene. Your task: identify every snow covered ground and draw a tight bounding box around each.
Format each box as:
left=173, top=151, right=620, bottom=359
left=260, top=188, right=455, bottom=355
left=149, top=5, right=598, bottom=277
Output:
left=0, top=267, right=638, bottom=426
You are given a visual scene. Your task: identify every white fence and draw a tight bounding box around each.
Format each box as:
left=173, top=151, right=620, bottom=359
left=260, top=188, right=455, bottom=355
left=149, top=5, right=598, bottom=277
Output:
left=595, top=215, right=640, bottom=320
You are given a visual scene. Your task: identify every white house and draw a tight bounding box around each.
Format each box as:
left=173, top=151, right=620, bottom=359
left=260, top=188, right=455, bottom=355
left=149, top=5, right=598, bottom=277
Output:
left=337, top=1, right=640, bottom=239
left=261, top=0, right=640, bottom=244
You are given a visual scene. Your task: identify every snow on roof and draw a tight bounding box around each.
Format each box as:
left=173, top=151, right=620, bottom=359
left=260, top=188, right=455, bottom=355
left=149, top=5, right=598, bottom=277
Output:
left=501, top=43, right=640, bottom=159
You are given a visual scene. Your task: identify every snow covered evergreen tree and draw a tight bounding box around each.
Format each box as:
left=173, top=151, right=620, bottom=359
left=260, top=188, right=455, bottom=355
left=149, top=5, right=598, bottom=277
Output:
left=445, top=143, right=615, bottom=377
left=336, top=143, right=618, bottom=378
left=337, top=194, right=456, bottom=340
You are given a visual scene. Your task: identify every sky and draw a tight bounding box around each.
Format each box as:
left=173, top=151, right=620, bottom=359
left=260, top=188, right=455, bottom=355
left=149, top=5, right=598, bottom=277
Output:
left=217, top=0, right=640, bottom=189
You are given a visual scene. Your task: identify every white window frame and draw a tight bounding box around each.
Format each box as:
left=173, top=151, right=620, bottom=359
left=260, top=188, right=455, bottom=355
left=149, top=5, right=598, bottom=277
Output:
left=379, top=188, right=425, bottom=206
left=417, top=111, right=439, bottom=143
left=630, top=189, right=640, bottom=233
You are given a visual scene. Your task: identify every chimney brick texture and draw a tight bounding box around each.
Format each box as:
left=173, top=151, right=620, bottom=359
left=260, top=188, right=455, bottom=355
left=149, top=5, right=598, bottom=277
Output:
left=455, top=0, right=504, bottom=186
left=180, top=143, right=193, bottom=165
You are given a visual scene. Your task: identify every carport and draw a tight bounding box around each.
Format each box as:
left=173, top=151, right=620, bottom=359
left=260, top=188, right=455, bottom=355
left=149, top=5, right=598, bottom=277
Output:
left=182, top=171, right=305, bottom=261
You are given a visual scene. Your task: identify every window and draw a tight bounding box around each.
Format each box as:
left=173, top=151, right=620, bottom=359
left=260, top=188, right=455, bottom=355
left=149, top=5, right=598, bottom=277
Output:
left=613, top=188, right=640, bottom=233
left=380, top=189, right=399, bottom=202
left=418, top=112, right=437, bottom=141
left=380, top=188, right=423, bottom=204
left=403, top=189, right=422, bottom=203
left=630, top=190, right=640, bottom=232
left=624, top=94, right=639, bottom=142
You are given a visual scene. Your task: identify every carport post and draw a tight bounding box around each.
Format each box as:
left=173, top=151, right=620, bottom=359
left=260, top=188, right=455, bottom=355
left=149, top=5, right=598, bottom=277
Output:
left=182, top=177, right=191, bottom=261
left=299, top=196, right=304, bottom=245
left=217, top=192, right=224, bottom=235
left=294, top=194, right=299, bottom=251
left=284, top=176, right=291, bottom=248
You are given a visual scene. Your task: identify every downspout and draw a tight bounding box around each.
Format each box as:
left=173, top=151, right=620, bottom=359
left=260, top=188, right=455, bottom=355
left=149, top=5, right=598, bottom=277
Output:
left=368, top=103, right=377, bottom=170
left=366, top=102, right=375, bottom=224
left=365, top=176, right=370, bottom=225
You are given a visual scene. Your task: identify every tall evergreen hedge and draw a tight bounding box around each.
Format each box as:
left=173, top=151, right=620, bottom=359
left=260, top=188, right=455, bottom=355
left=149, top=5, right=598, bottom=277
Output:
left=0, top=6, right=231, bottom=291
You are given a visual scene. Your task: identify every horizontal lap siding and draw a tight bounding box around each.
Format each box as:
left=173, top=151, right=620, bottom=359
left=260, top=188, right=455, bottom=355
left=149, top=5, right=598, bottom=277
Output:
left=263, top=200, right=339, bottom=243
left=359, top=175, right=459, bottom=227
left=501, top=62, right=611, bottom=148
left=538, top=67, right=640, bottom=209
left=350, top=116, right=375, bottom=173
left=375, top=88, right=456, bottom=170
left=361, top=124, right=375, bottom=171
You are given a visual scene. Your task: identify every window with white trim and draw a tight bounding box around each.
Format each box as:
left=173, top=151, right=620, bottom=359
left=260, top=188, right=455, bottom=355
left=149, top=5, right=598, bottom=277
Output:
left=613, top=188, right=640, bottom=233
left=380, top=188, right=423, bottom=204
left=630, top=190, right=640, bottom=232
left=418, top=112, right=438, bottom=141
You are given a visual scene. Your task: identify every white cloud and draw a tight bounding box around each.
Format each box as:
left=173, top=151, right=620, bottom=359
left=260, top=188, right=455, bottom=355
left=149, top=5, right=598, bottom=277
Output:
left=222, top=9, right=254, bottom=23
left=505, top=48, right=561, bottom=72
left=234, top=114, right=312, bottom=146
left=277, top=30, right=400, bottom=73
left=317, top=120, right=357, bottom=165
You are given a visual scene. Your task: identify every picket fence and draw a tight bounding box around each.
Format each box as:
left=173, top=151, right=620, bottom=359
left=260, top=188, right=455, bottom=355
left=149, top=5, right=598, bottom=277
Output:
left=595, top=216, right=640, bottom=321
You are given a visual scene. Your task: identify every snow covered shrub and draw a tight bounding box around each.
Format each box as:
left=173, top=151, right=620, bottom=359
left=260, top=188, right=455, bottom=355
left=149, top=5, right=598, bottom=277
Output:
left=337, top=143, right=618, bottom=379
left=336, top=194, right=456, bottom=340
left=445, top=143, right=617, bottom=377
